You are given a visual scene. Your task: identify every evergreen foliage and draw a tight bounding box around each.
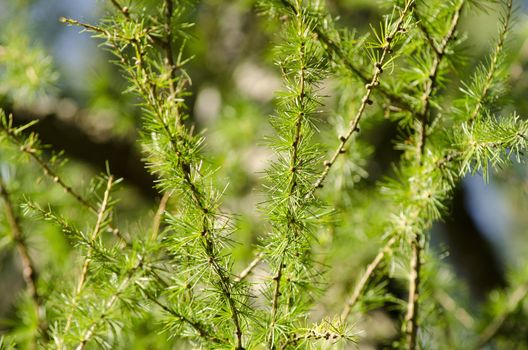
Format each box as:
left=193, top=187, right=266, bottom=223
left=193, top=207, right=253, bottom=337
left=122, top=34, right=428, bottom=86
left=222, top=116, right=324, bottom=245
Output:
left=0, top=0, right=527, bottom=349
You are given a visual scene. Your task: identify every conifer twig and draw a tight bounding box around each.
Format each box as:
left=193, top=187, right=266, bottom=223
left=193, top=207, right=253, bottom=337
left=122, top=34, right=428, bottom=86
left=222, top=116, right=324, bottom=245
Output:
left=467, top=0, right=513, bottom=124
left=69, top=11, right=246, bottom=348
left=306, top=0, right=415, bottom=198
left=404, top=4, right=465, bottom=349
left=141, top=287, right=225, bottom=344
left=341, top=236, right=397, bottom=320
left=279, top=327, right=351, bottom=350
left=268, top=60, right=306, bottom=341
left=314, top=26, right=414, bottom=113
left=151, top=191, right=170, bottom=240
left=109, top=0, right=181, bottom=128
left=277, top=0, right=414, bottom=113
left=268, top=2, right=312, bottom=345
left=61, top=176, right=114, bottom=346
left=234, top=252, right=264, bottom=282
left=0, top=117, right=127, bottom=243
left=267, top=0, right=322, bottom=348
left=404, top=237, right=422, bottom=350
left=416, top=0, right=465, bottom=156
left=137, top=10, right=237, bottom=318
left=75, top=256, right=144, bottom=350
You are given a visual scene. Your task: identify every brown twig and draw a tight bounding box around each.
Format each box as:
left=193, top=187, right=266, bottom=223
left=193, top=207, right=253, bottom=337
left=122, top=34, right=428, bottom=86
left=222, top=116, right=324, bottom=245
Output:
left=151, top=191, right=170, bottom=240
left=404, top=237, right=422, bottom=350
left=279, top=325, right=352, bottom=350
left=306, top=0, right=415, bottom=199
left=0, top=177, right=38, bottom=302
left=269, top=256, right=285, bottom=347
left=234, top=252, right=264, bottom=282
left=310, top=16, right=414, bottom=113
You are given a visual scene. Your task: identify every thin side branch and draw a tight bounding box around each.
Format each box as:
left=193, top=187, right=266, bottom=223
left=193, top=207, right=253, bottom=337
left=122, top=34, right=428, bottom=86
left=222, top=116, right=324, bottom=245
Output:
left=72, top=12, right=245, bottom=347
left=235, top=253, right=264, bottom=282
left=341, top=236, right=397, bottom=320
left=268, top=2, right=310, bottom=346
left=467, top=0, right=513, bottom=124
left=306, top=0, right=415, bottom=198
left=151, top=191, right=170, bottom=240
left=435, top=290, right=474, bottom=329
left=61, top=176, right=115, bottom=346
left=60, top=18, right=111, bottom=37
left=404, top=238, right=422, bottom=350
left=1, top=126, right=94, bottom=212
left=142, top=287, right=225, bottom=344
left=75, top=257, right=144, bottom=350
left=163, top=0, right=182, bottom=126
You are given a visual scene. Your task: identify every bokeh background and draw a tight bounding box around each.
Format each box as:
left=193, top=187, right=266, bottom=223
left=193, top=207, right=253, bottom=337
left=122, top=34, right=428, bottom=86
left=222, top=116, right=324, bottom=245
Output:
left=1, top=0, right=528, bottom=348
